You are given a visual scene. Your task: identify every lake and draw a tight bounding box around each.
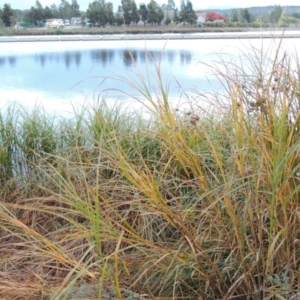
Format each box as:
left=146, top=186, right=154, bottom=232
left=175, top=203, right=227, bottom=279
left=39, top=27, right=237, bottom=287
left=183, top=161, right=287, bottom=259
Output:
left=1, top=34, right=299, bottom=115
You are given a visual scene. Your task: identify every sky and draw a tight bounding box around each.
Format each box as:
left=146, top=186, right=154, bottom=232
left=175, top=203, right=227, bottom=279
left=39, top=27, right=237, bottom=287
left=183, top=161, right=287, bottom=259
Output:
left=1, top=0, right=300, bottom=11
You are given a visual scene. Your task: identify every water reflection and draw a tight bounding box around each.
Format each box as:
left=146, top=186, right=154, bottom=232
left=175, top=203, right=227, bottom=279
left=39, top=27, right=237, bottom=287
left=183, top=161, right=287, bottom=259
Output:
left=0, top=57, right=5, bottom=66
left=0, top=48, right=192, bottom=70
left=64, top=52, right=72, bottom=68
left=90, top=49, right=114, bottom=66
left=167, top=51, right=175, bottom=64
left=36, top=54, right=46, bottom=67
left=180, top=51, right=192, bottom=65
left=34, top=51, right=83, bottom=68
left=74, top=52, right=81, bottom=67
left=8, top=56, right=17, bottom=66
left=0, top=56, right=18, bottom=67
left=122, top=50, right=137, bottom=67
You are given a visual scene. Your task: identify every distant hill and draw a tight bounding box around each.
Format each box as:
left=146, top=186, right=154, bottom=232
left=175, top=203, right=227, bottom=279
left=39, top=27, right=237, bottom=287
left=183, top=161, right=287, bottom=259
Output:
left=203, top=5, right=300, bottom=16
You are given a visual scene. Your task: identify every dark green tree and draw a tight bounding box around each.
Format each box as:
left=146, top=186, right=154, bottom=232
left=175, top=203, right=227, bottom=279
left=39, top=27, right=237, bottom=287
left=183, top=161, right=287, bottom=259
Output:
left=131, top=1, right=140, bottom=24
left=157, top=6, right=164, bottom=25
left=114, top=12, right=124, bottom=25
left=71, top=0, right=81, bottom=16
left=59, top=0, right=81, bottom=19
left=86, top=0, right=107, bottom=27
left=35, top=0, right=45, bottom=21
left=231, top=9, right=239, bottom=22
left=139, top=3, right=148, bottom=25
left=59, top=0, right=72, bottom=19
left=105, top=2, right=114, bottom=25
left=50, top=4, right=59, bottom=18
left=241, top=8, right=251, bottom=23
left=12, top=8, right=24, bottom=22
left=185, top=0, right=196, bottom=24
left=24, top=0, right=45, bottom=25
left=1, top=3, right=14, bottom=27
left=147, top=0, right=158, bottom=25
left=173, top=8, right=180, bottom=23
left=122, top=1, right=132, bottom=25
left=24, top=7, right=36, bottom=24
left=179, top=0, right=187, bottom=22
left=44, top=6, right=53, bottom=19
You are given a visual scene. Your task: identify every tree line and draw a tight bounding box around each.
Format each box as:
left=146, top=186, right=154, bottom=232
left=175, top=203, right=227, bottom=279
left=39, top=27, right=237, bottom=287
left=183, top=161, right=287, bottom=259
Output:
left=1, top=1, right=298, bottom=28
left=230, top=6, right=284, bottom=24
left=0, top=0, right=197, bottom=27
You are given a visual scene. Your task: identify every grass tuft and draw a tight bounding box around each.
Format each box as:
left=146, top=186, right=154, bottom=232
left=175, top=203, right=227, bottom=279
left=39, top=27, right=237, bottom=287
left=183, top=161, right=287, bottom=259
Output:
left=0, top=40, right=299, bottom=299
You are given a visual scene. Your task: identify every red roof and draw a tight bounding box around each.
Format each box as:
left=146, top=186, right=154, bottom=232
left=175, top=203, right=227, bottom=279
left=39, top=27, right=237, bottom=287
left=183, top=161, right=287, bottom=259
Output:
left=205, top=12, right=227, bottom=21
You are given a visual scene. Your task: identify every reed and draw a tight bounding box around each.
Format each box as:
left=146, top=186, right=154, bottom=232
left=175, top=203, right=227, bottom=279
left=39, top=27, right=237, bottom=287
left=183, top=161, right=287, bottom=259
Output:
left=0, top=41, right=299, bottom=300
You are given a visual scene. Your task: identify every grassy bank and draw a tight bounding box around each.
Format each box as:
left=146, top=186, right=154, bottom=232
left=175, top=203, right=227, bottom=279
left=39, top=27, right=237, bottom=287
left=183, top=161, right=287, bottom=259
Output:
left=0, top=43, right=299, bottom=300
left=0, top=24, right=245, bottom=36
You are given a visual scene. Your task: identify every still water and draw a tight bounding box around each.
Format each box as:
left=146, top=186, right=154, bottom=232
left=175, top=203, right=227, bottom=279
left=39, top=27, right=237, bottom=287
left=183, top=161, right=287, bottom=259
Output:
left=0, top=36, right=299, bottom=115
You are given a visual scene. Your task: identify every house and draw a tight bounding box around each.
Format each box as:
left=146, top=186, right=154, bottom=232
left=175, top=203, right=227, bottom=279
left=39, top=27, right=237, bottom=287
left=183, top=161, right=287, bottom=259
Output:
left=196, top=10, right=206, bottom=26
left=195, top=10, right=227, bottom=26
left=71, top=17, right=81, bottom=25
left=46, top=19, right=64, bottom=28
left=205, top=12, right=227, bottom=23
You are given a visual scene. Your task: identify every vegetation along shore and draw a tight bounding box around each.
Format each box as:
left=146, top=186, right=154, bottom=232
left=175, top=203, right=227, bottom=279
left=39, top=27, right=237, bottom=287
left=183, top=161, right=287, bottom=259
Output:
left=0, top=38, right=300, bottom=299
left=1, top=0, right=300, bottom=36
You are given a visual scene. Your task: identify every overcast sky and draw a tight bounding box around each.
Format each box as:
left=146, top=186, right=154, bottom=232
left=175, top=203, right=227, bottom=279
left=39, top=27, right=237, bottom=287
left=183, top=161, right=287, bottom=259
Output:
left=1, top=0, right=300, bottom=11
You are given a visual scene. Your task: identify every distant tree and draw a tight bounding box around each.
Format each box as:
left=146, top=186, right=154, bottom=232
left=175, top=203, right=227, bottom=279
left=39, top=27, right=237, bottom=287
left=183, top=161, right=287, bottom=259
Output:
left=139, top=3, right=148, bottom=25
left=105, top=2, right=114, bottom=25
left=260, top=11, right=270, bottom=23
left=231, top=9, right=239, bottom=22
left=270, top=5, right=283, bottom=23
left=35, top=0, right=45, bottom=21
left=173, top=8, right=180, bottom=23
left=131, top=1, right=140, bottom=24
left=44, top=6, right=53, bottom=19
left=50, top=4, right=59, bottom=18
left=156, top=6, right=164, bottom=25
left=168, top=0, right=176, bottom=9
left=1, top=3, right=14, bottom=27
left=179, top=0, right=187, bottom=22
left=241, top=8, right=251, bottom=23
left=24, top=7, right=37, bottom=24
left=12, top=8, right=24, bottom=22
left=35, top=0, right=43, bottom=10
left=24, top=0, right=46, bottom=25
left=86, top=1, right=107, bottom=26
left=115, top=12, right=123, bottom=25
left=162, top=0, right=176, bottom=10
left=59, top=0, right=72, bottom=19
left=186, top=0, right=196, bottom=24
left=147, top=0, right=158, bottom=25
left=71, top=0, right=81, bottom=16
left=165, top=13, right=171, bottom=25
left=291, top=12, right=300, bottom=19
left=121, top=0, right=131, bottom=25
left=58, top=0, right=81, bottom=19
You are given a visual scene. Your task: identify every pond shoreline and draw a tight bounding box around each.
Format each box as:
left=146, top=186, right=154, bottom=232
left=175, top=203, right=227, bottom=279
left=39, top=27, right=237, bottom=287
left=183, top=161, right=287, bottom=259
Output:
left=1, top=31, right=299, bottom=42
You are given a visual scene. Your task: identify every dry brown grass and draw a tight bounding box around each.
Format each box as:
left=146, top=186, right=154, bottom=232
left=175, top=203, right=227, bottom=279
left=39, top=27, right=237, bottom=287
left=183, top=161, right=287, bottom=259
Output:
left=0, top=41, right=299, bottom=299
left=4, top=24, right=244, bottom=36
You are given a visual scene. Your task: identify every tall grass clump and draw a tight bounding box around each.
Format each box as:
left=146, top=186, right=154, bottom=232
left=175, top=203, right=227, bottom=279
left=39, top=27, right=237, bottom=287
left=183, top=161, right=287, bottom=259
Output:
left=0, top=41, right=299, bottom=299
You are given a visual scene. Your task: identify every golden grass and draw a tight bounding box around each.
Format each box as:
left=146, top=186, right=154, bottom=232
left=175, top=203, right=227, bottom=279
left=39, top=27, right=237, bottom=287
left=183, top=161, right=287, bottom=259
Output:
left=0, top=41, right=299, bottom=299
